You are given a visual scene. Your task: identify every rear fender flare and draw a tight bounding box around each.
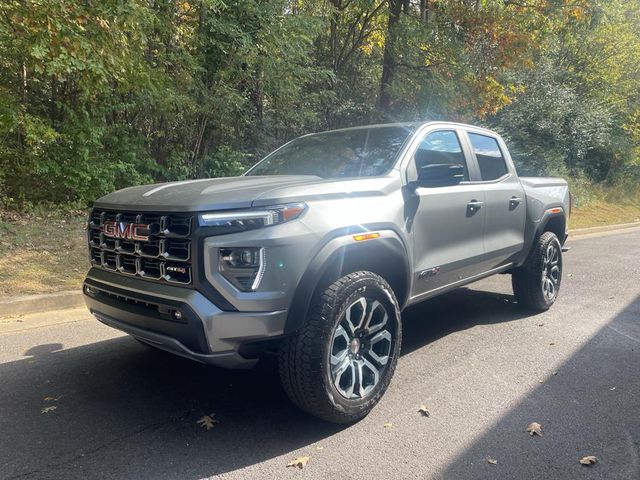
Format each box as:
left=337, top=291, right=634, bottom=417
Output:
left=517, top=207, right=567, bottom=266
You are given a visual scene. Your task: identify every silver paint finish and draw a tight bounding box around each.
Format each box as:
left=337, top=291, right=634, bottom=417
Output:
left=86, top=121, right=570, bottom=368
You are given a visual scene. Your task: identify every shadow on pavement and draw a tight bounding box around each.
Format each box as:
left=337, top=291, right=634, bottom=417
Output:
left=1, top=334, right=341, bottom=479
left=438, top=295, right=640, bottom=479
left=401, top=285, right=534, bottom=355
left=0, top=286, right=559, bottom=479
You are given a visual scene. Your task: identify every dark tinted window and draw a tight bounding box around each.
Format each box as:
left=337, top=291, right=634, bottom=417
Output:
left=468, top=133, right=508, bottom=181
left=414, top=130, right=469, bottom=181
left=247, top=126, right=414, bottom=178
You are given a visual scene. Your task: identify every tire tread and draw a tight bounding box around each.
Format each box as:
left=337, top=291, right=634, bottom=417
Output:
left=512, top=231, right=562, bottom=311
left=279, top=271, right=400, bottom=423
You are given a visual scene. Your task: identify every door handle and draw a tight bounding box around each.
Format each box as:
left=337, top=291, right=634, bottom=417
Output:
left=509, top=196, right=522, bottom=209
left=467, top=200, right=483, bottom=215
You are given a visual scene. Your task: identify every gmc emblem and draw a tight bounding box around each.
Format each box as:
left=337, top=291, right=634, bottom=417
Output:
left=102, top=221, right=150, bottom=241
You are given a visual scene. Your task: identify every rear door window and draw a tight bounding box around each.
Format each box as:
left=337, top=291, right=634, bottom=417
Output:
left=468, top=133, right=508, bottom=181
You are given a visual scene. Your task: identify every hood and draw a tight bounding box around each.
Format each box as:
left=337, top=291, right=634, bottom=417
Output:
left=94, top=175, right=397, bottom=212
left=94, top=176, right=319, bottom=212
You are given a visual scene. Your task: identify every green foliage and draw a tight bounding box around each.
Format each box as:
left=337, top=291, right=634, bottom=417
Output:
left=0, top=0, right=638, bottom=209
left=491, top=59, right=615, bottom=178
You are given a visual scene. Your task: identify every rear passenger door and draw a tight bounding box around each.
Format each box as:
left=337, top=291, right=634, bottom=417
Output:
left=464, top=131, right=526, bottom=268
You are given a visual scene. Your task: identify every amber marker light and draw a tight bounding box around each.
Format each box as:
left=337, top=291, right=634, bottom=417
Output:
left=353, top=232, right=381, bottom=242
left=546, top=207, right=563, bottom=214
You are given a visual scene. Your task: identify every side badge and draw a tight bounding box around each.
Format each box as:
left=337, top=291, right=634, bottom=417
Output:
left=418, top=267, right=440, bottom=280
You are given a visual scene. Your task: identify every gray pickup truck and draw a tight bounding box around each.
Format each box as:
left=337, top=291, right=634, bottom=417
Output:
left=84, top=122, right=570, bottom=423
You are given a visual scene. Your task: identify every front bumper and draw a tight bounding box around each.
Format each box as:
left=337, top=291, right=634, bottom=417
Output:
left=84, top=268, right=287, bottom=369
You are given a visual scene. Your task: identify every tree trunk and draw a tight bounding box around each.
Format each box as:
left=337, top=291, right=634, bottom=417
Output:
left=420, top=0, right=430, bottom=22
left=377, top=0, right=403, bottom=114
left=329, top=0, right=340, bottom=72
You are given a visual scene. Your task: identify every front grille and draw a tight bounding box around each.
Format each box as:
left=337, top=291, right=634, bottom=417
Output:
left=88, top=209, right=194, bottom=286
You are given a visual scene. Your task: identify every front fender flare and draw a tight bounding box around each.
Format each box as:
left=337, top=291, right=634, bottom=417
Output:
left=284, top=229, right=410, bottom=335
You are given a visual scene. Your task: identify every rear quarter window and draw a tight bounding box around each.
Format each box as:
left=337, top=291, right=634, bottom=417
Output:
left=468, top=133, right=508, bottom=181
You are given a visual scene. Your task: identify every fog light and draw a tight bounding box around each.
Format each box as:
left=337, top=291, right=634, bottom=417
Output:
left=219, top=247, right=265, bottom=291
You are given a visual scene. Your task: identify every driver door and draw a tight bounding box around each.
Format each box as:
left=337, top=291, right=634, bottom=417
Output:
left=407, top=129, right=486, bottom=299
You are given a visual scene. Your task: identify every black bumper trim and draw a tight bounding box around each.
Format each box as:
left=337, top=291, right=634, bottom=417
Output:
left=92, top=310, right=257, bottom=369
left=84, top=279, right=209, bottom=354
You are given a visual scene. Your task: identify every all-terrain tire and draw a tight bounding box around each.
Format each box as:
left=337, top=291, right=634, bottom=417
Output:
left=279, top=271, right=402, bottom=424
left=512, top=231, right=563, bottom=311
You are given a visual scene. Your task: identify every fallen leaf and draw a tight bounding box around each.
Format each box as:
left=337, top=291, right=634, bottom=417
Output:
left=579, top=455, right=598, bottom=466
left=549, top=342, right=555, bottom=346
left=315, top=446, right=324, bottom=451
left=537, top=322, right=545, bottom=327
left=486, top=457, right=498, bottom=465
left=43, top=395, right=61, bottom=402
left=526, top=422, right=543, bottom=436
left=41, top=406, right=57, bottom=414
left=383, top=422, right=394, bottom=428
left=287, top=456, right=310, bottom=469
left=196, top=414, right=219, bottom=430
left=609, top=387, right=616, bottom=391
left=552, top=371, right=558, bottom=375
left=418, top=405, right=430, bottom=417
left=538, top=380, right=544, bottom=384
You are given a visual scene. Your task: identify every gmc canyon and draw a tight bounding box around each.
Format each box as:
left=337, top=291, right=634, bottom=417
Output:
left=84, top=122, right=570, bottom=423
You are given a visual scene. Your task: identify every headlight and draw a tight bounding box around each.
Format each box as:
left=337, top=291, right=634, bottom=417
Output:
left=198, top=203, right=306, bottom=231
left=200, top=203, right=305, bottom=291
left=219, top=247, right=265, bottom=291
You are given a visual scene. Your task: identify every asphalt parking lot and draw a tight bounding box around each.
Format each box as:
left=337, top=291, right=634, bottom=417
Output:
left=1, top=229, right=638, bottom=479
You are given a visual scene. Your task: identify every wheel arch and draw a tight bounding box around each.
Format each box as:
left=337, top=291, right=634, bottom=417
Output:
left=517, top=208, right=568, bottom=268
left=284, top=230, right=410, bottom=335
left=541, top=213, right=566, bottom=244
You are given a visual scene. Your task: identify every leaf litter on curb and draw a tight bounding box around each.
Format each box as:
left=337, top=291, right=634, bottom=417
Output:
left=579, top=455, right=598, bottom=466
left=418, top=405, right=430, bottom=417
left=41, top=406, right=57, bottom=414
left=197, top=413, right=219, bottom=430
left=486, top=457, right=498, bottom=465
left=526, top=422, right=543, bottom=436
left=287, top=456, right=310, bottom=469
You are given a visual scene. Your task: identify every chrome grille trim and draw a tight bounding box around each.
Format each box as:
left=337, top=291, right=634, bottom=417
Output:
left=88, top=209, right=194, bottom=285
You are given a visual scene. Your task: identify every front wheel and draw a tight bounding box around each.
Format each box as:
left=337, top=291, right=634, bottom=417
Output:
left=279, top=271, right=402, bottom=424
left=512, top=231, right=563, bottom=311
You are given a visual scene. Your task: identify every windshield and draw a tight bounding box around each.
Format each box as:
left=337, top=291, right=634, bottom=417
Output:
left=246, top=126, right=414, bottom=178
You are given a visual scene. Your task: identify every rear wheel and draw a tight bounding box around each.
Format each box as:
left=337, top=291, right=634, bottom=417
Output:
left=279, top=271, right=401, bottom=423
left=512, top=231, right=563, bottom=311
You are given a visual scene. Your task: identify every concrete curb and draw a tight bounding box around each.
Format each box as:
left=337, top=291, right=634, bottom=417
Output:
left=1, top=221, right=638, bottom=319
left=0, top=290, right=84, bottom=318
left=569, top=221, right=640, bottom=237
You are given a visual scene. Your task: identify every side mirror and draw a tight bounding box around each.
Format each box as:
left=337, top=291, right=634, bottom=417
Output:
left=415, top=163, right=465, bottom=188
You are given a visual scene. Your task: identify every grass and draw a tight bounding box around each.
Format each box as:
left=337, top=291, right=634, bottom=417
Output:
left=568, top=182, right=640, bottom=229
left=0, top=210, right=88, bottom=297
left=569, top=201, right=640, bottom=229
left=0, top=190, right=639, bottom=297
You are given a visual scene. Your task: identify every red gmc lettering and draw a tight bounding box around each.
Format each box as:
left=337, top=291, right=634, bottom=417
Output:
left=102, top=221, right=149, bottom=241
